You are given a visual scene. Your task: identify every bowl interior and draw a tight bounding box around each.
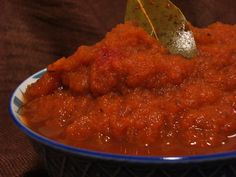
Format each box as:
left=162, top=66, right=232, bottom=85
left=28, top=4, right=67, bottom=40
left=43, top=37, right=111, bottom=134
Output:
left=9, top=69, right=236, bottom=164
left=10, top=69, right=46, bottom=123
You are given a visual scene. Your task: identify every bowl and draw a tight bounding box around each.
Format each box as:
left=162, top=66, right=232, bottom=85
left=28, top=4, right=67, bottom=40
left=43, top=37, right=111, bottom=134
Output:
left=9, top=69, right=236, bottom=177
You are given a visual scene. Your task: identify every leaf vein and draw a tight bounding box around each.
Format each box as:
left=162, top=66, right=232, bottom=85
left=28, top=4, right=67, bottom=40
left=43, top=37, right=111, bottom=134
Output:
left=136, top=0, right=158, bottom=39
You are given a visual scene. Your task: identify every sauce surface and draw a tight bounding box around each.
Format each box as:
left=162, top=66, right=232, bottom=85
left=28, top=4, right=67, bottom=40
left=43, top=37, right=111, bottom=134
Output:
left=21, top=22, right=236, bottom=156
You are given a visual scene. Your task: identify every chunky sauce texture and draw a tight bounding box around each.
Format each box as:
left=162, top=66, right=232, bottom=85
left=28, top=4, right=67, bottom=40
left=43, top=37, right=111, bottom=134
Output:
left=21, top=22, right=236, bottom=156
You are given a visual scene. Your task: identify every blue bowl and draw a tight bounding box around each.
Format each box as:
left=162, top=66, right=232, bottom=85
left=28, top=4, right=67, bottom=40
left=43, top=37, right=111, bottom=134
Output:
left=9, top=69, right=236, bottom=177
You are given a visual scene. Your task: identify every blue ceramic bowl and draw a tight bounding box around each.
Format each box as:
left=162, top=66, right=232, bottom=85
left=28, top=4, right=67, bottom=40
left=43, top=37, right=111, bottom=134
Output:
left=9, top=69, right=236, bottom=177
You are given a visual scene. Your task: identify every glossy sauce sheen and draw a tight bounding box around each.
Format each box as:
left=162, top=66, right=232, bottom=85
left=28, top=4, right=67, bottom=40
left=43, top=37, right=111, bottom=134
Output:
left=21, top=22, right=236, bottom=156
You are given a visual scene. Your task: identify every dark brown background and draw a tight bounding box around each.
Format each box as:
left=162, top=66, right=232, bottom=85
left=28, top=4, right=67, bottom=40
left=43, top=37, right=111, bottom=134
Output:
left=1, top=0, right=236, bottom=176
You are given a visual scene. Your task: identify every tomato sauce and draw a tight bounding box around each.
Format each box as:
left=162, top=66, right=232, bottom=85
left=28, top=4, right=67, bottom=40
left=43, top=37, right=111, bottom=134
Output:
left=21, top=22, right=236, bottom=156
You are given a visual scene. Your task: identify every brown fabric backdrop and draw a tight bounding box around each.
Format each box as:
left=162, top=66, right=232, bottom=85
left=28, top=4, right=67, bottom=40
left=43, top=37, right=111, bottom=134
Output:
left=1, top=0, right=236, bottom=176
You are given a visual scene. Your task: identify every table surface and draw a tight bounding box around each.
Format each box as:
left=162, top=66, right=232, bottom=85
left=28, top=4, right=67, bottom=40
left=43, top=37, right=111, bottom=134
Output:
left=1, top=0, right=236, bottom=176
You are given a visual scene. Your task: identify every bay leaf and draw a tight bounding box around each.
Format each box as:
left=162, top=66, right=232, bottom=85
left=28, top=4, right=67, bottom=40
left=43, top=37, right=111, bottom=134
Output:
left=125, top=0, right=198, bottom=58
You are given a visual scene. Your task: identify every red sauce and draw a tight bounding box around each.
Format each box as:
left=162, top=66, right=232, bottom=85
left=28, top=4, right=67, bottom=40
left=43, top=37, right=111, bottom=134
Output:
left=21, top=22, right=236, bottom=156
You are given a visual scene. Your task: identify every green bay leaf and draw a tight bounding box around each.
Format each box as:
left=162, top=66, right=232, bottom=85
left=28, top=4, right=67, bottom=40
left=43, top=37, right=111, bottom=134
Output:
left=125, top=0, right=198, bottom=58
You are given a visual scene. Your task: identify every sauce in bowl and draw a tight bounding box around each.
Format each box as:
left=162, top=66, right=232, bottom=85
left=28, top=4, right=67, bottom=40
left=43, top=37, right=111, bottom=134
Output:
left=21, top=22, right=236, bottom=156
